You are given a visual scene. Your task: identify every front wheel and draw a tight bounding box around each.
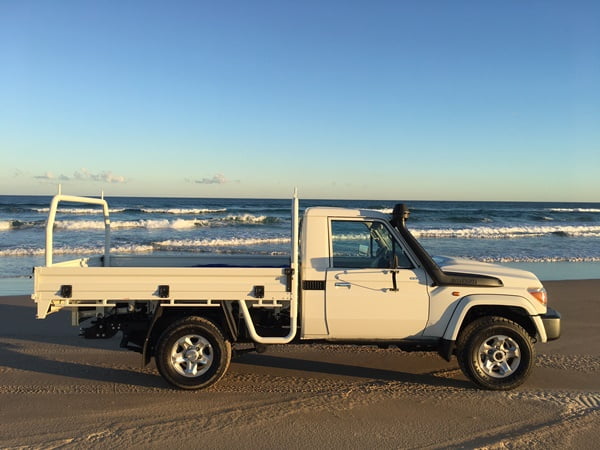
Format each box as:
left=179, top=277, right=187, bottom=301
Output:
left=456, top=316, right=535, bottom=390
left=155, top=316, right=231, bottom=390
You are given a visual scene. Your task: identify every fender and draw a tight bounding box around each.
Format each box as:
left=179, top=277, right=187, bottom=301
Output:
left=442, top=294, right=548, bottom=343
left=142, top=305, right=164, bottom=367
left=141, top=302, right=239, bottom=367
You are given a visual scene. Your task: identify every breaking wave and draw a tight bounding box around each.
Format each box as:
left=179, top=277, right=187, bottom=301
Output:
left=0, top=237, right=291, bottom=257
left=154, top=237, right=291, bottom=250
left=411, top=225, right=600, bottom=239
left=548, top=208, right=600, bottom=213
left=222, top=214, right=282, bottom=224
left=0, top=244, right=155, bottom=257
left=50, top=215, right=281, bottom=231
left=1, top=215, right=282, bottom=232
left=54, top=219, right=211, bottom=230
left=0, top=220, right=44, bottom=231
left=33, top=207, right=229, bottom=215
left=34, top=207, right=127, bottom=214
left=141, top=208, right=227, bottom=214
left=480, top=256, right=600, bottom=263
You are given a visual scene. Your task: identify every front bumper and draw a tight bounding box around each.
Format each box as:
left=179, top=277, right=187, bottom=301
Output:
left=541, top=307, right=561, bottom=341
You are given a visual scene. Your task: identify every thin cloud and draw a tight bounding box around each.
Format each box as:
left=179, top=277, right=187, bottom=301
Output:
left=195, top=173, right=227, bottom=185
left=33, top=169, right=127, bottom=184
left=34, top=172, right=55, bottom=180
left=34, top=172, right=70, bottom=181
left=73, top=168, right=127, bottom=184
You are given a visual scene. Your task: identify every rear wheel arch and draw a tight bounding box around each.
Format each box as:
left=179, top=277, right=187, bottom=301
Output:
left=146, top=307, right=237, bottom=359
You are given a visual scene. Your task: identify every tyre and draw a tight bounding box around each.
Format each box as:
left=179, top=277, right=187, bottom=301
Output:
left=155, top=316, right=231, bottom=390
left=456, top=316, right=535, bottom=390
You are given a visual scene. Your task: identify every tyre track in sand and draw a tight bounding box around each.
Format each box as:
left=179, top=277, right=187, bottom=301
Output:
left=426, top=391, right=600, bottom=449
left=1, top=335, right=599, bottom=448
left=3, top=367, right=598, bottom=449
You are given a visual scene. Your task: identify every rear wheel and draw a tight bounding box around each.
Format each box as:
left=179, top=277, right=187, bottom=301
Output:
left=155, top=316, right=231, bottom=390
left=456, top=316, right=535, bottom=390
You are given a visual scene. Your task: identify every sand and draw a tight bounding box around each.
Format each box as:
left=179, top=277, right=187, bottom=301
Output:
left=0, top=280, right=598, bottom=449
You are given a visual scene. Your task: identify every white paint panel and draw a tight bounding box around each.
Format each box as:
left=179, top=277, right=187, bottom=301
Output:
left=324, top=267, right=429, bottom=339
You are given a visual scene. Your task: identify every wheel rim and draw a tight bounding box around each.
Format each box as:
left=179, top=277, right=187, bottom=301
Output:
left=477, top=334, right=521, bottom=378
left=170, top=334, right=214, bottom=377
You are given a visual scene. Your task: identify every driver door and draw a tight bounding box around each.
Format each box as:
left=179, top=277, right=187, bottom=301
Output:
left=325, top=219, right=429, bottom=339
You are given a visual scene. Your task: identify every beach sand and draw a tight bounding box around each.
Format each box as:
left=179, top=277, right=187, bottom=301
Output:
left=0, top=280, right=598, bottom=448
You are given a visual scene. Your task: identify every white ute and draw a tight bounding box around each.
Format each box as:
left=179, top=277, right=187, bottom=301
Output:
left=32, top=191, right=561, bottom=390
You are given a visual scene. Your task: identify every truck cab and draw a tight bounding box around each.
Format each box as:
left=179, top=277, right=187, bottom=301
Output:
left=292, top=204, right=560, bottom=389
left=299, top=206, right=560, bottom=352
left=300, top=207, right=430, bottom=340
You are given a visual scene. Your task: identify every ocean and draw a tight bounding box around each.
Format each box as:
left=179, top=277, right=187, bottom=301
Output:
left=1, top=195, right=599, bottom=294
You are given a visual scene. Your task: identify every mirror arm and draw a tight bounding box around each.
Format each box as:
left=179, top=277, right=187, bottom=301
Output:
left=390, top=254, right=399, bottom=291
left=390, top=270, right=399, bottom=291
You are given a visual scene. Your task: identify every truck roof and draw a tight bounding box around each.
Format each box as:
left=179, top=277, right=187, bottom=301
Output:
left=304, top=207, right=390, bottom=220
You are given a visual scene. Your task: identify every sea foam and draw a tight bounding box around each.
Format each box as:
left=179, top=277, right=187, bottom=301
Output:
left=141, top=208, right=227, bottom=214
left=54, top=219, right=210, bottom=230
left=154, top=237, right=291, bottom=250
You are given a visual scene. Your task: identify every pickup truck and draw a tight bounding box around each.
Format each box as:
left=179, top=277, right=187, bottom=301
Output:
left=32, top=191, right=561, bottom=391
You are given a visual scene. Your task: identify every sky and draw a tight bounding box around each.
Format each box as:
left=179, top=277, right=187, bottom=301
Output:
left=1, top=1, right=599, bottom=201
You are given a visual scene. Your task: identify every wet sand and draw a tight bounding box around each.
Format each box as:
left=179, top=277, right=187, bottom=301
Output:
left=0, top=280, right=598, bottom=448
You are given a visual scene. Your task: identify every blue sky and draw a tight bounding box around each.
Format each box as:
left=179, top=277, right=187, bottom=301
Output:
left=1, top=1, right=599, bottom=201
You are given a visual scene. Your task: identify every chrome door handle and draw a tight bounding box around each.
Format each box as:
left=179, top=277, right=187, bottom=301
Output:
left=335, top=282, right=351, bottom=288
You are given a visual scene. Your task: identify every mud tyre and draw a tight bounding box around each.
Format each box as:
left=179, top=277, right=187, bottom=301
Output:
left=156, top=316, right=231, bottom=390
left=456, top=316, right=535, bottom=390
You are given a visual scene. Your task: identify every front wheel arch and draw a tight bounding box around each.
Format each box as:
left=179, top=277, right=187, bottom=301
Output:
left=460, top=306, right=539, bottom=341
left=443, top=295, right=544, bottom=344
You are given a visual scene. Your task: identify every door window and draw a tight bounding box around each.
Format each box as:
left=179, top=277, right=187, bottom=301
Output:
left=330, top=220, right=413, bottom=269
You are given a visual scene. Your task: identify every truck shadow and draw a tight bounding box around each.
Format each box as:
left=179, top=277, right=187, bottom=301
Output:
left=0, top=341, right=166, bottom=389
left=0, top=302, right=124, bottom=350
left=234, top=353, right=474, bottom=390
left=0, top=301, right=169, bottom=388
left=1, top=302, right=474, bottom=391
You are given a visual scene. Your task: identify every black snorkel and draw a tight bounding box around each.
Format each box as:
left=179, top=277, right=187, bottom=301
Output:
left=390, top=204, right=503, bottom=287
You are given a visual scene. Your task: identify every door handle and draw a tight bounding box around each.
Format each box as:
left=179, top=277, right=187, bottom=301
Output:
left=335, top=282, right=351, bottom=288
